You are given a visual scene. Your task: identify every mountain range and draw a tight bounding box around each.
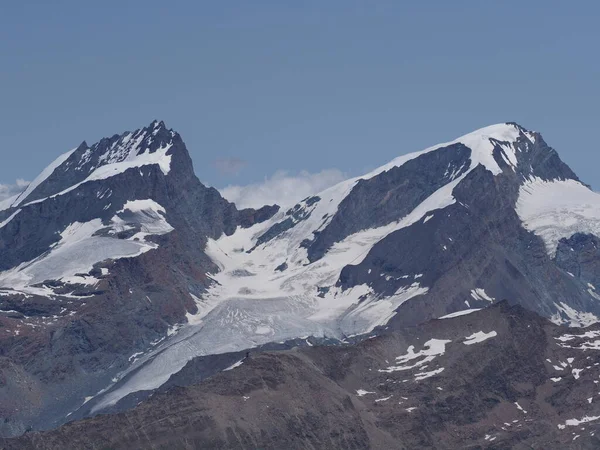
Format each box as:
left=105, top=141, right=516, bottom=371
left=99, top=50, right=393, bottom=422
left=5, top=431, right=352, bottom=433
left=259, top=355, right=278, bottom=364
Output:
left=1, top=120, right=600, bottom=448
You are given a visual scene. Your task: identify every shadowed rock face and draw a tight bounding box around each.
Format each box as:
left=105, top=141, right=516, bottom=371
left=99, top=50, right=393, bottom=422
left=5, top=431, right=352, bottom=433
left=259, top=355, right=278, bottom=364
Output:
left=302, top=143, right=472, bottom=262
left=7, top=303, right=600, bottom=450
left=556, top=233, right=600, bottom=290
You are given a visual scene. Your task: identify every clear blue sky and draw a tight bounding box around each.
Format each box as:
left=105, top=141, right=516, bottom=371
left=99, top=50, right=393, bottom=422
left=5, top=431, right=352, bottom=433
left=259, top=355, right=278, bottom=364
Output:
left=1, top=1, right=598, bottom=197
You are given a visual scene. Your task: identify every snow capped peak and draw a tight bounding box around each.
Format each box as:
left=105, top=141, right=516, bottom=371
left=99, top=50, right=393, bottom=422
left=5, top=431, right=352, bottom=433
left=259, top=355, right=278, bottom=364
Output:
left=78, top=120, right=176, bottom=169
left=295, top=122, right=567, bottom=230
left=369, top=122, right=526, bottom=179
left=13, top=120, right=180, bottom=206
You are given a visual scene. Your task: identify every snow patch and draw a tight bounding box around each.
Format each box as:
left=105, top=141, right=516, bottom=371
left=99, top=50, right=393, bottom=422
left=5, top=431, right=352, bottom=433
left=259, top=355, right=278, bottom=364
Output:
left=470, top=288, right=495, bottom=303
left=414, top=367, right=445, bottom=381
left=437, top=308, right=481, bottom=319
left=380, top=339, right=451, bottom=373
left=223, top=359, right=244, bottom=371
left=559, top=415, right=600, bottom=428
left=551, top=302, right=600, bottom=327
left=556, top=330, right=600, bottom=342
left=463, top=331, right=497, bottom=345
left=515, top=402, right=528, bottom=414
left=356, top=389, right=376, bottom=397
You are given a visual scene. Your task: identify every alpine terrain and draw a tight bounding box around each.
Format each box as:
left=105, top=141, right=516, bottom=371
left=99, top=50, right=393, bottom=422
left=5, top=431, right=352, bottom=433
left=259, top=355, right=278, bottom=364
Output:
left=1, top=120, right=600, bottom=449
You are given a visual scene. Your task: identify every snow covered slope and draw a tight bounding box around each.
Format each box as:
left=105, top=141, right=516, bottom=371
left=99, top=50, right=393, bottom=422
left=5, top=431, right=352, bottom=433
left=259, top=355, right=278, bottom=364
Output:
left=0, top=199, right=173, bottom=297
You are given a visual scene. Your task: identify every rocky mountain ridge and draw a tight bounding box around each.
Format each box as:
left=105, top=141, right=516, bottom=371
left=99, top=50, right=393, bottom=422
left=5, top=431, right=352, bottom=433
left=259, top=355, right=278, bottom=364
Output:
left=0, top=120, right=599, bottom=441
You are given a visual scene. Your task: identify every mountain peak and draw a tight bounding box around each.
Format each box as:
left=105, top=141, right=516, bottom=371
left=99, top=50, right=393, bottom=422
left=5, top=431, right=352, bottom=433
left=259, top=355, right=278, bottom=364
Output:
left=356, top=122, right=536, bottom=185
left=12, top=121, right=184, bottom=207
left=505, top=120, right=528, bottom=131
left=150, top=119, right=167, bottom=130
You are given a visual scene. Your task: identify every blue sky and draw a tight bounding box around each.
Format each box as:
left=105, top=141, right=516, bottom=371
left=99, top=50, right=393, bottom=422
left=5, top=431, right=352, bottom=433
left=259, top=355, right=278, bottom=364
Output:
left=1, top=1, right=598, bottom=205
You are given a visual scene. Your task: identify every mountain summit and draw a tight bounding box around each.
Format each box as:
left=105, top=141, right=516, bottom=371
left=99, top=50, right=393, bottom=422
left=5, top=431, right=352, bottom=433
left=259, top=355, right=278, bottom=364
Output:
left=11, top=120, right=178, bottom=207
left=0, top=121, right=599, bottom=438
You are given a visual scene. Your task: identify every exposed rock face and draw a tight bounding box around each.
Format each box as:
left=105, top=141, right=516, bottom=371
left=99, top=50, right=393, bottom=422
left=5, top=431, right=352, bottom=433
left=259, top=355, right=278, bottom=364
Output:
left=556, top=233, right=600, bottom=291
left=302, top=143, right=472, bottom=262
left=7, top=303, right=600, bottom=450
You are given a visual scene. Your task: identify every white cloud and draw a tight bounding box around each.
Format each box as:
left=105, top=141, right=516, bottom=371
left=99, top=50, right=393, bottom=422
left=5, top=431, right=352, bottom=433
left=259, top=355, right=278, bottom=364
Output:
left=0, top=179, right=29, bottom=201
left=220, top=169, right=347, bottom=209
